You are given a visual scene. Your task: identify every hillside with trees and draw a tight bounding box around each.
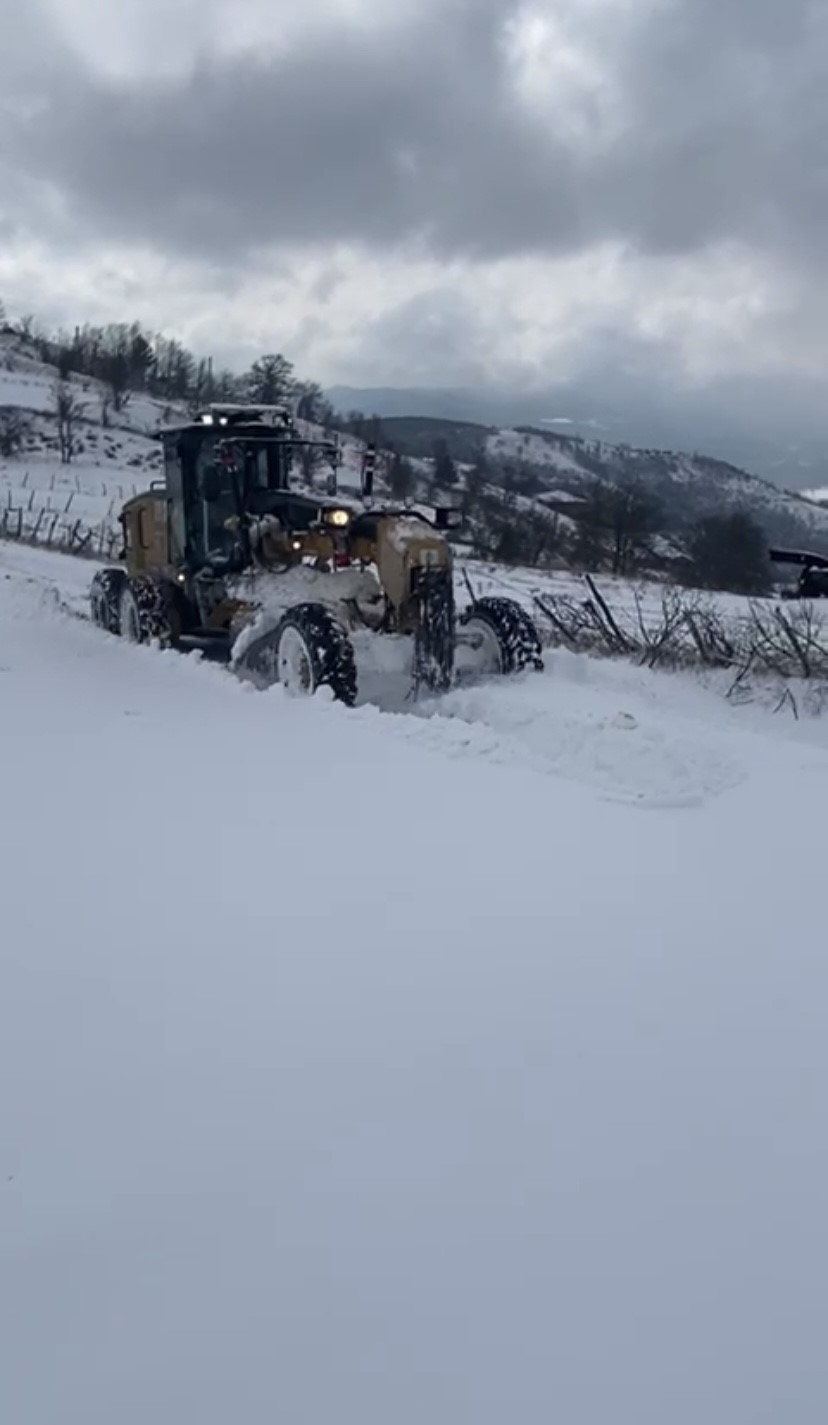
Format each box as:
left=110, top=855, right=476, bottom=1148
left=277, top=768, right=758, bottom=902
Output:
left=2, top=296, right=827, bottom=596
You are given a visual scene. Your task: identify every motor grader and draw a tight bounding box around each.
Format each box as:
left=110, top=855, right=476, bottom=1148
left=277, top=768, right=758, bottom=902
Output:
left=89, top=404, right=543, bottom=704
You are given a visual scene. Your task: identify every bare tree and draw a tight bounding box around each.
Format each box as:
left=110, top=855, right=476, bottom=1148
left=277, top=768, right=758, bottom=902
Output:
left=0, top=407, right=29, bottom=458
left=53, top=383, right=85, bottom=464
left=608, top=484, right=661, bottom=576
left=296, top=442, right=328, bottom=490
left=243, top=353, right=296, bottom=406
left=187, top=357, right=217, bottom=414
left=463, top=449, right=488, bottom=513
left=571, top=481, right=611, bottom=569
left=570, top=480, right=661, bottom=575
left=101, top=344, right=132, bottom=413
left=295, top=380, right=333, bottom=424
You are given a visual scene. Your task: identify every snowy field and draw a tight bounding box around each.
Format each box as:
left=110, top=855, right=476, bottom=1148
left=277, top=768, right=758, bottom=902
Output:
left=2, top=541, right=828, bottom=1423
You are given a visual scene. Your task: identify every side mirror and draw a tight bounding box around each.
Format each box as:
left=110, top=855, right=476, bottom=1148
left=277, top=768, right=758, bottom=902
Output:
left=202, top=467, right=222, bottom=503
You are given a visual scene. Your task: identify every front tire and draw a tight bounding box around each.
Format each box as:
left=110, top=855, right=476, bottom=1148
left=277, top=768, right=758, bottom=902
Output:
left=119, top=577, right=179, bottom=647
left=459, top=596, right=544, bottom=675
left=238, top=603, right=357, bottom=705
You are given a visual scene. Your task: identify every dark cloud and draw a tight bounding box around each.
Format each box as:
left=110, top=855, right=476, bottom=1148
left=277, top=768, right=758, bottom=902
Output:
left=2, top=0, right=570, bottom=260
left=1, top=0, right=823, bottom=272
left=4, top=0, right=828, bottom=476
left=605, top=0, right=828, bottom=262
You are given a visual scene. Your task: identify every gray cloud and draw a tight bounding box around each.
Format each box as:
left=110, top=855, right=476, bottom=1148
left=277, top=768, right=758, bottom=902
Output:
left=607, top=0, right=828, bottom=262
left=4, top=0, right=828, bottom=483
left=342, top=286, right=496, bottom=387
left=1, top=0, right=823, bottom=272
left=3, top=0, right=567, bottom=260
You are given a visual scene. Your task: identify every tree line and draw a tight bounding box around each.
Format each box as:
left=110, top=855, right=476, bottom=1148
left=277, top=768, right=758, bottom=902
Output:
left=0, top=301, right=334, bottom=425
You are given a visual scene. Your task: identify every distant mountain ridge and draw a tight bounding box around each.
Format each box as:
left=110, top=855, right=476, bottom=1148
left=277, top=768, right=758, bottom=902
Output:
left=326, top=381, right=828, bottom=491
left=370, top=413, right=828, bottom=556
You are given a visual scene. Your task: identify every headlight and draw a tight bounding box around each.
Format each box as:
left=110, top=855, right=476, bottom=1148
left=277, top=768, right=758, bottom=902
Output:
left=324, top=508, right=352, bottom=528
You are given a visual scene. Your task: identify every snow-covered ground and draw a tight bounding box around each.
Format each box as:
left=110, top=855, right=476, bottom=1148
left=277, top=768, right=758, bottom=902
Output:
left=2, top=543, right=828, bottom=1423
left=0, top=350, right=166, bottom=555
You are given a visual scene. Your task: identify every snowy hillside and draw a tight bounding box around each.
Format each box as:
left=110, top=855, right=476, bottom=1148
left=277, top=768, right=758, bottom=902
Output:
left=491, top=425, right=828, bottom=544
left=0, top=337, right=166, bottom=554
left=3, top=542, right=828, bottom=1423
left=0, top=335, right=171, bottom=433
left=382, top=414, right=828, bottom=554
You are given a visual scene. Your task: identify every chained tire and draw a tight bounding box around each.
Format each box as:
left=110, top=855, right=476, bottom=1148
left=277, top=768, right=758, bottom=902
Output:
left=460, top=596, right=544, bottom=675
left=118, top=576, right=180, bottom=648
left=90, top=568, right=127, bottom=634
left=239, top=602, right=357, bottom=706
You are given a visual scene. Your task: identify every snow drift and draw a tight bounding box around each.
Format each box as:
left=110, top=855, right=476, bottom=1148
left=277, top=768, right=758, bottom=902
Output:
left=1, top=547, right=827, bottom=1424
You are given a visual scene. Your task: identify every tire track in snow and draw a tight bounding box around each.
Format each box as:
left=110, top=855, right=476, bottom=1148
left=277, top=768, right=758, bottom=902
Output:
left=393, top=667, right=746, bottom=809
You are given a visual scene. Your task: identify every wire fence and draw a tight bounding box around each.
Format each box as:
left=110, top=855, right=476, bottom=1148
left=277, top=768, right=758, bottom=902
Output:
left=531, top=574, right=828, bottom=711
left=0, top=503, right=122, bottom=559
left=0, top=474, right=138, bottom=560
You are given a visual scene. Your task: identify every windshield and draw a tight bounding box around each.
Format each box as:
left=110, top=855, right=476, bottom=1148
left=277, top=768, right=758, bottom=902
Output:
left=238, top=440, right=289, bottom=492
left=245, top=486, right=289, bottom=515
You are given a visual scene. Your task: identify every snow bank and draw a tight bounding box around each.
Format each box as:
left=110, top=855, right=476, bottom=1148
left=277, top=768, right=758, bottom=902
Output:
left=2, top=561, right=828, bottom=1424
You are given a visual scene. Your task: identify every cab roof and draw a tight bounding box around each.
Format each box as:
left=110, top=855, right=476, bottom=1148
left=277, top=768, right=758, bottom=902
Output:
left=158, top=404, right=295, bottom=437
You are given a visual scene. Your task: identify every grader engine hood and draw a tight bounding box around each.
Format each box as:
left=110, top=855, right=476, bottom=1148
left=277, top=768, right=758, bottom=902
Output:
left=367, top=514, right=455, bottom=692
left=374, top=515, right=452, bottom=627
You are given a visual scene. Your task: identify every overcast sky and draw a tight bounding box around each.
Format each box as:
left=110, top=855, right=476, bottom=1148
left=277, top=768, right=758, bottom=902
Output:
left=1, top=0, right=826, bottom=398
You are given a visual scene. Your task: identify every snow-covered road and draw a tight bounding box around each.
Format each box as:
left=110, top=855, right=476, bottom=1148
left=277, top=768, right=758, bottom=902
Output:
left=2, top=545, right=828, bottom=1424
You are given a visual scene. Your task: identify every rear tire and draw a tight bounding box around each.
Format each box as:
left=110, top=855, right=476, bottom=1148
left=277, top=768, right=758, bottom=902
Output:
left=459, top=596, right=544, bottom=675
left=90, top=568, right=127, bottom=634
left=119, top=576, right=180, bottom=647
left=239, top=602, right=357, bottom=705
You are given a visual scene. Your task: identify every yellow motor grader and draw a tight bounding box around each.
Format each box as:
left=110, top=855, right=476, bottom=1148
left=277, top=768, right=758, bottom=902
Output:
left=89, top=404, right=543, bottom=704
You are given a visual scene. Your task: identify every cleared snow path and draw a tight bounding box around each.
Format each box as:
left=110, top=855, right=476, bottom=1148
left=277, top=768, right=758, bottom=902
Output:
left=2, top=553, right=828, bottom=1424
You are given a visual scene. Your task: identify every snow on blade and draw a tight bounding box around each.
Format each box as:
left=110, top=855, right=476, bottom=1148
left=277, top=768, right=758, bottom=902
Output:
left=228, top=563, right=384, bottom=665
